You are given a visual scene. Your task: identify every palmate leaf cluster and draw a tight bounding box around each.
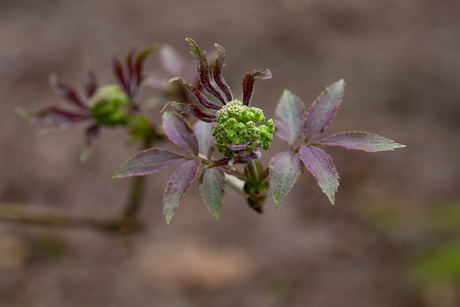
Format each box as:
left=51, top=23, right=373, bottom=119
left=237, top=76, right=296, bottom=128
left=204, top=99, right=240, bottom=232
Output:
left=270, top=81, right=405, bottom=208
left=19, top=37, right=405, bottom=226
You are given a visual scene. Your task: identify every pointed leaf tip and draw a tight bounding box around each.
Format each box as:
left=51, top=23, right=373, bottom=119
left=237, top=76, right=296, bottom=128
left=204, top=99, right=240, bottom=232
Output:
left=299, top=145, right=339, bottom=205
left=317, top=131, right=406, bottom=152
left=200, top=167, right=225, bottom=222
left=304, top=80, right=345, bottom=142
left=242, top=69, right=272, bottom=106
left=163, top=159, right=201, bottom=225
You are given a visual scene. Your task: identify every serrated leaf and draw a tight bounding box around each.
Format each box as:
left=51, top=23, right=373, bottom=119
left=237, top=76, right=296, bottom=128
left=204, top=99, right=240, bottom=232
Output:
left=242, top=69, right=272, bottom=106
left=164, top=159, right=201, bottom=225
left=275, top=89, right=307, bottom=148
left=169, top=77, right=221, bottom=110
left=212, top=44, right=233, bottom=102
left=316, top=131, right=406, bottom=152
left=113, top=148, right=187, bottom=178
left=305, top=80, right=345, bottom=142
left=269, top=151, right=303, bottom=208
left=200, top=167, right=225, bottom=222
left=299, top=145, right=339, bottom=205
left=162, top=111, right=199, bottom=156
left=186, top=38, right=226, bottom=104
left=193, top=121, right=215, bottom=159
left=159, top=44, right=185, bottom=76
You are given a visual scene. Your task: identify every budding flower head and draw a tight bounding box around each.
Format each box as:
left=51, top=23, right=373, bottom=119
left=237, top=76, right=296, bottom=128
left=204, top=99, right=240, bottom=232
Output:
left=213, top=100, right=274, bottom=157
left=89, top=85, right=131, bottom=126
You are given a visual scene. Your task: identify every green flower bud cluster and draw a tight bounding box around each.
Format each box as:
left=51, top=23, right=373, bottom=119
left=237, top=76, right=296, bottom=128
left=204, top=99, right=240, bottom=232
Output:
left=212, top=100, right=274, bottom=157
left=89, top=85, right=131, bottom=126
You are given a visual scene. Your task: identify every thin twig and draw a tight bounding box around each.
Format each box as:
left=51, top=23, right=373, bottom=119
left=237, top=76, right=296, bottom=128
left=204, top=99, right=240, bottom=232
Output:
left=122, top=139, right=152, bottom=218
left=0, top=203, right=121, bottom=233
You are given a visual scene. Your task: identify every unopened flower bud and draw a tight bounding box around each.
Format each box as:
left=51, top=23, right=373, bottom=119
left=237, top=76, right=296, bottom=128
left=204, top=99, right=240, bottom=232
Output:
left=89, top=85, right=131, bottom=126
left=212, top=100, right=274, bottom=157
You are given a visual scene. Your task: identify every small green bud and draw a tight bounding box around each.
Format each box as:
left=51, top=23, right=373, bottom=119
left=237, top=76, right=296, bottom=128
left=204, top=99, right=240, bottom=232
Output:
left=89, top=85, right=131, bottom=126
left=213, top=99, right=275, bottom=157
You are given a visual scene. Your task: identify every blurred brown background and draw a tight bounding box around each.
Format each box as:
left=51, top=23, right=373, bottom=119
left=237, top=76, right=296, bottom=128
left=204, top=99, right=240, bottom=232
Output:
left=1, top=0, right=459, bottom=306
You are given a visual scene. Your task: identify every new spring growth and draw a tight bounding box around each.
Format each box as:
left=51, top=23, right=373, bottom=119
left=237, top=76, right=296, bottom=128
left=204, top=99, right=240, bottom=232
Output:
left=213, top=100, right=274, bottom=157
left=89, top=85, right=131, bottom=126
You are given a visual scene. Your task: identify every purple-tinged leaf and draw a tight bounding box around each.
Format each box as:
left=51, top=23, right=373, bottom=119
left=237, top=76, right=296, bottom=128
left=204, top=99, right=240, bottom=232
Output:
left=135, top=44, right=157, bottom=85
left=209, top=150, right=261, bottom=168
left=242, top=69, right=272, bottom=106
left=231, top=151, right=261, bottom=165
left=315, top=131, right=406, bottom=152
left=163, top=159, right=201, bottom=225
left=269, top=151, right=303, bottom=208
left=112, top=148, right=187, bottom=179
left=125, top=47, right=138, bottom=97
left=275, top=89, right=307, bottom=148
left=160, top=44, right=185, bottom=76
left=168, top=101, right=217, bottom=122
left=193, top=121, right=215, bottom=159
left=49, top=74, right=88, bottom=109
left=212, top=44, right=233, bottom=102
left=209, top=157, right=233, bottom=168
left=162, top=111, right=199, bottom=156
left=17, top=106, right=90, bottom=129
left=169, top=77, right=221, bottom=110
left=111, top=53, right=128, bottom=92
left=299, top=145, right=339, bottom=205
left=304, top=80, right=345, bottom=142
left=186, top=38, right=226, bottom=105
left=200, top=167, right=225, bottom=222
left=82, top=70, right=98, bottom=98
left=80, top=124, right=99, bottom=162
left=225, top=141, right=261, bottom=153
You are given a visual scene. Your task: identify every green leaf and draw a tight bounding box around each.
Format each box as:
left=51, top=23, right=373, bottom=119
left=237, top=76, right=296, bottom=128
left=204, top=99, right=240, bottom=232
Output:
left=269, top=151, right=303, bottom=208
left=200, top=167, right=226, bottom=222
left=411, top=242, right=460, bottom=284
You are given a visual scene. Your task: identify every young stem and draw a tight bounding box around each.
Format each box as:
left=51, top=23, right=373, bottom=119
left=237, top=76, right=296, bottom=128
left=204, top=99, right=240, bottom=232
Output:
left=224, top=173, right=246, bottom=197
left=122, top=139, right=152, bottom=219
left=0, top=140, right=152, bottom=234
left=247, top=160, right=259, bottom=183
left=0, top=203, right=122, bottom=233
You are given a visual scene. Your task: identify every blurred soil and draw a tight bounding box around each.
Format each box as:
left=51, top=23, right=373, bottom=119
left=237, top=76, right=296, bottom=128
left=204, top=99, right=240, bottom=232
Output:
left=1, top=0, right=460, bottom=306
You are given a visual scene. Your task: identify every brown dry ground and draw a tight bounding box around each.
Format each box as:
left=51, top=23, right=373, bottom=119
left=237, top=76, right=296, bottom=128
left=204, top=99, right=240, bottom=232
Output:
left=1, top=0, right=460, bottom=306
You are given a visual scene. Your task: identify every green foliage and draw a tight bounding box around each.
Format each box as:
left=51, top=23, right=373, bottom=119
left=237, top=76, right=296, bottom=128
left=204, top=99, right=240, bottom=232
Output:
left=213, top=100, right=274, bottom=157
left=411, top=242, right=460, bottom=284
left=89, top=85, right=131, bottom=126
